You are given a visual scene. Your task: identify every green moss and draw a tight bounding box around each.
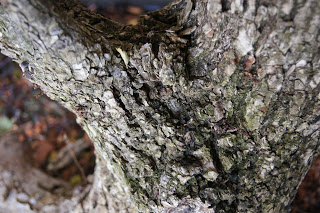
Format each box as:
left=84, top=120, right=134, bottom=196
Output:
left=204, top=104, right=215, bottom=116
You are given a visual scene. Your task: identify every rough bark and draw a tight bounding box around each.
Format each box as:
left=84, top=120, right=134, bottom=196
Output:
left=0, top=0, right=319, bottom=212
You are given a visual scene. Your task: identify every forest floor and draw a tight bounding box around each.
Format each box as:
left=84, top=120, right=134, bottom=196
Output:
left=0, top=54, right=95, bottom=186
left=0, top=2, right=318, bottom=212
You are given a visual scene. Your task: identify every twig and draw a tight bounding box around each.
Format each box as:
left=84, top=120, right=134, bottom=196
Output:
left=64, top=135, right=88, bottom=185
left=225, top=120, right=249, bottom=137
left=235, top=111, right=246, bottom=132
left=153, top=189, right=159, bottom=200
left=138, top=23, right=145, bottom=36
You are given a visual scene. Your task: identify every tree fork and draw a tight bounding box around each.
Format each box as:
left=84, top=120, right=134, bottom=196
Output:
left=0, top=0, right=319, bottom=212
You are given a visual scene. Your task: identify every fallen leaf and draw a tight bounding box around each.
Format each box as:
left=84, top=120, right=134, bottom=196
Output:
left=18, top=134, right=25, bottom=142
left=33, top=140, right=54, bottom=166
left=0, top=116, right=14, bottom=135
left=70, top=174, right=82, bottom=185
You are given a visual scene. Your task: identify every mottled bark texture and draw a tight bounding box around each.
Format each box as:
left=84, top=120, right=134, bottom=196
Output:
left=0, top=0, right=319, bottom=212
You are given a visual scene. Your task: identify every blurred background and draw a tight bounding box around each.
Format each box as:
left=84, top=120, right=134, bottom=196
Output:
left=81, top=0, right=171, bottom=11
left=0, top=0, right=318, bottom=212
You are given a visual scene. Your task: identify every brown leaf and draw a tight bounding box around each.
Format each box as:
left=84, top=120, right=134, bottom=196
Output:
left=127, top=6, right=143, bottom=15
left=260, top=108, right=268, bottom=113
left=244, top=56, right=255, bottom=71
left=24, top=128, right=34, bottom=138
left=18, top=134, right=25, bottom=142
left=33, top=140, right=54, bottom=166
left=257, top=68, right=265, bottom=77
left=230, top=57, right=240, bottom=64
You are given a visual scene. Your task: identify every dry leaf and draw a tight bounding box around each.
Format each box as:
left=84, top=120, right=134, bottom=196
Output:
left=116, top=47, right=129, bottom=68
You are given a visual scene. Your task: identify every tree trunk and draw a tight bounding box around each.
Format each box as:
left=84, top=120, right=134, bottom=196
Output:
left=0, top=0, right=319, bottom=212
